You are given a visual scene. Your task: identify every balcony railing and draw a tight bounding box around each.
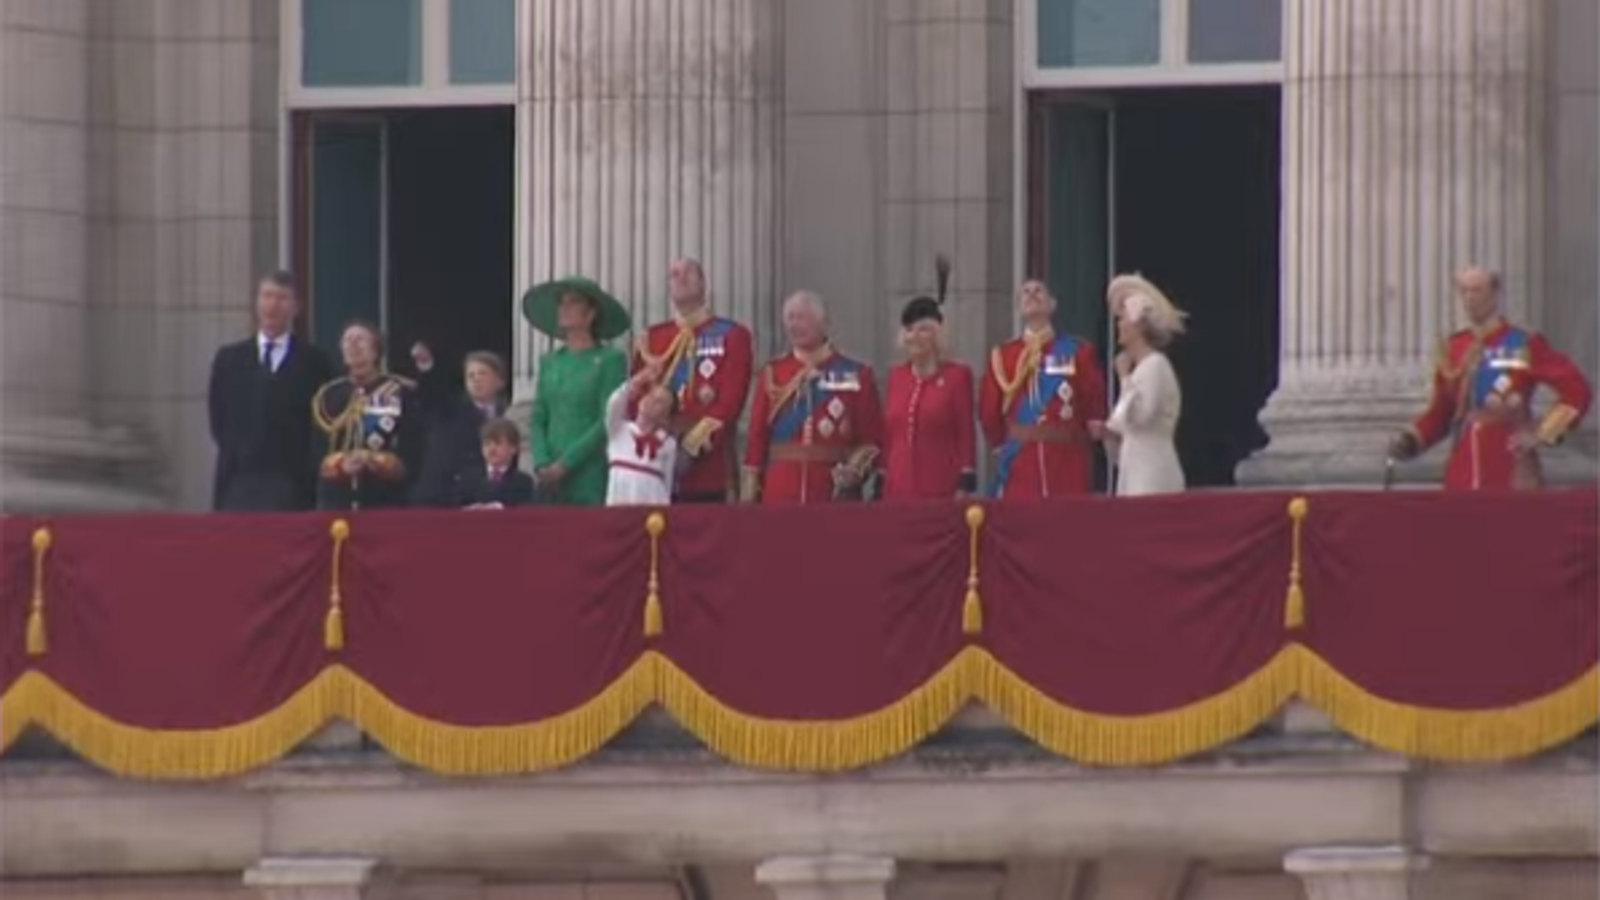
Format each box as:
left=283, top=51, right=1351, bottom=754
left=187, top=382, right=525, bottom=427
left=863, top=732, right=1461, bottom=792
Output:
left=2, top=490, right=1595, bottom=780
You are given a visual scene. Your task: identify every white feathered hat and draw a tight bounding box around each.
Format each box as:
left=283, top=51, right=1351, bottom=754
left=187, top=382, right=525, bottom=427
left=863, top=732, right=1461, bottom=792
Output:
left=1107, top=273, right=1187, bottom=338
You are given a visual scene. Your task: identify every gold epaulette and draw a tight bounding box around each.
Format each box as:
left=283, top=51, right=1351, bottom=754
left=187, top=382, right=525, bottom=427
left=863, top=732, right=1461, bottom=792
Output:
left=682, top=418, right=723, bottom=457
left=1537, top=404, right=1581, bottom=446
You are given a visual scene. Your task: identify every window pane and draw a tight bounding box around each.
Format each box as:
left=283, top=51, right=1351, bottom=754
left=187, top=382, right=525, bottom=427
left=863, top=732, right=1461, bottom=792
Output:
left=302, top=0, right=422, bottom=87
left=309, top=123, right=384, bottom=343
left=450, top=0, right=516, bottom=84
left=1037, top=0, right=1161, bottom=68
left=1188, top=0, right=1282, bottom=63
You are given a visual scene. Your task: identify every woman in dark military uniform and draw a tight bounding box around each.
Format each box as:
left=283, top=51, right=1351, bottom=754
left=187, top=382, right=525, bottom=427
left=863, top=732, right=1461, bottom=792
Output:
left=311, top=321, right=425, bottom=511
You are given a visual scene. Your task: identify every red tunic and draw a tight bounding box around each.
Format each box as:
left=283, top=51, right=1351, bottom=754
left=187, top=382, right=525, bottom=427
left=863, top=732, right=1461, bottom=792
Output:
left=633, top=310, right=754, bottom=500
left=743, top=346, right=884, bottom=504
left=1408, top=319, right=1591, bottom=491
left=978, top=330, right=1107, bottom=499
left=882, top=360, right=977, bottom=501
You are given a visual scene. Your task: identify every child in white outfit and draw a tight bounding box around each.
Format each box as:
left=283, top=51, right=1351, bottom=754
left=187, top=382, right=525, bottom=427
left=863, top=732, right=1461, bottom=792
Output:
left=605, top=371, right=680, bottom=506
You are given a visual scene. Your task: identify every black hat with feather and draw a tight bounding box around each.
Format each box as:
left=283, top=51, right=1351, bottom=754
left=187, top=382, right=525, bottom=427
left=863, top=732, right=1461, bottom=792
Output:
left=901, top=254, right=952, bottom=327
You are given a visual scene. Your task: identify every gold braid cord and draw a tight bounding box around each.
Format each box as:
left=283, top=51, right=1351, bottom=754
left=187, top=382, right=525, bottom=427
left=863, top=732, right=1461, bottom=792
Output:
left=312, top=380, right=366, bottom=475
left=990, top=332, right=1049, bottom=417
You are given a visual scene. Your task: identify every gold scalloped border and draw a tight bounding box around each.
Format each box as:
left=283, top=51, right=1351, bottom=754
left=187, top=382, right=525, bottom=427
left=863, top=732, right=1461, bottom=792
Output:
left=1, top=647, right=1594, bottom=779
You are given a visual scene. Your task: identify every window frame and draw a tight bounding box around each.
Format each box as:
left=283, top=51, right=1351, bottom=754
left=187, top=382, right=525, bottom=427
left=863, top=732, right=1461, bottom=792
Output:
left=1020, top=0, right=1284, bottom=89
left=283, top=0, right=516, bottom=109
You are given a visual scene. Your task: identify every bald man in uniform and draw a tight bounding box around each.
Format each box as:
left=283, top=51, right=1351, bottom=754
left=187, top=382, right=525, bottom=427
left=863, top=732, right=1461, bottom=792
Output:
left=1389, top=266, right=1592, bottom=490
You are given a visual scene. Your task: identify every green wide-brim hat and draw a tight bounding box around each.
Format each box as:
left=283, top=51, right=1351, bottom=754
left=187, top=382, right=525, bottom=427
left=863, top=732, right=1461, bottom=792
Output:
left=520, top=276, right=632, bottom=342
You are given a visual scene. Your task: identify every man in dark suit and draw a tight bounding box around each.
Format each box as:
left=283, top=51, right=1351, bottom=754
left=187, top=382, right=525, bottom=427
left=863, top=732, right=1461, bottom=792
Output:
left=451, top=418, right=537, bottom=509
left=207, top=271, right=333, bottom=511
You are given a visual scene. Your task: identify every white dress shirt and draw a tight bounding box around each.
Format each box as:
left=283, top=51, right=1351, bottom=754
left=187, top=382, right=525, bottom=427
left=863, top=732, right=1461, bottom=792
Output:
left=257, top=332, right=291, bottom=373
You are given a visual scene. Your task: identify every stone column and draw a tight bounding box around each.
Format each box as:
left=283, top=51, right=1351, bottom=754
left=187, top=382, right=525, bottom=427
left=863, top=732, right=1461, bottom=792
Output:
left=244, top=857, right=379, bottom=900
left=756, top=855, right=896, bottom=900
left=514, top=0, right=784, bottom=397
left=0, top=0, right=163, bottom=512
left=1239, top=0, right=1557, bottom=487
left=1285, top=847, right=1428, bottom=900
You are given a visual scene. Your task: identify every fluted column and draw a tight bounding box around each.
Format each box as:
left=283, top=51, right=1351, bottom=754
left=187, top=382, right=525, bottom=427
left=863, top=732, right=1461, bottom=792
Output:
left=1240, top=0, right=1552, bottom=487
left=514, top=0, right=783, bottom=396
left=0, top=0, right=163, bottom=512
left=1285, top=847, right=1428, bottom=900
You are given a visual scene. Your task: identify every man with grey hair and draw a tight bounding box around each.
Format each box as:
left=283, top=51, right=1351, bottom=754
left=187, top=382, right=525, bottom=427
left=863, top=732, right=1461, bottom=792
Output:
left=1388, top=265, right=1590, bottom=490
left=742, top=291, right=884, bottom=503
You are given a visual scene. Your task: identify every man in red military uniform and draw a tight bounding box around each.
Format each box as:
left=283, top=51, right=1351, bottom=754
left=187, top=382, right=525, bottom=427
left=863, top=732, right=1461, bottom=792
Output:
left=743, top=291, right=884, bottom=504
left=979, top=279, right=1108, bottom=499
left=1389, top=266, right=1592, bottom=490
left=633, top=258, right=755, bottom=503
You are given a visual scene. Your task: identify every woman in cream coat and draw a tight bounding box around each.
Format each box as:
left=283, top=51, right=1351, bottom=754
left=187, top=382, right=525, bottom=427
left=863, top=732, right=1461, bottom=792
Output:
left=1088, top=274, right=1187, bottom=496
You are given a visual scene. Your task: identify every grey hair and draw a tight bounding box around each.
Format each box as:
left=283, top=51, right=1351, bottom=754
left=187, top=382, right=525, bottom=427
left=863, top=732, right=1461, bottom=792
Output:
left=783, top=290, right=829, bottom=327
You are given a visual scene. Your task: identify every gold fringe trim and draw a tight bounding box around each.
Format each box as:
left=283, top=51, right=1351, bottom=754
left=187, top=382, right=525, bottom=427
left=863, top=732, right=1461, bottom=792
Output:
left=654, top=652, right=969, bottom=772
left=1, top=648, right=1595, bottom=777
left=1289, top=646, right=1600, bottom=762
left=974, top=648, right=1299, bottom=766
left=26, top=527, right=52, bottom=657
left=962, top=505, right=985, bottom=636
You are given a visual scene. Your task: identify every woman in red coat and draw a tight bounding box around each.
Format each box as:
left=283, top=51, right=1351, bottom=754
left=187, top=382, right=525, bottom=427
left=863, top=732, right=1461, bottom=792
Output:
left=882, top=296, right=977, bottom=500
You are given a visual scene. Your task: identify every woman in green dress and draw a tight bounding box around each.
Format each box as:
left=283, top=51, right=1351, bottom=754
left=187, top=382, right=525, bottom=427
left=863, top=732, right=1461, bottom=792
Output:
left=523, top=276, right=632, bottom=506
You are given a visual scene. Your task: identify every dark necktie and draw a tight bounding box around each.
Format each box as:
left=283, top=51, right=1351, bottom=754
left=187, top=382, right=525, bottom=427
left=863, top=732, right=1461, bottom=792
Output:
left=261, top=340, right=276, bottom=371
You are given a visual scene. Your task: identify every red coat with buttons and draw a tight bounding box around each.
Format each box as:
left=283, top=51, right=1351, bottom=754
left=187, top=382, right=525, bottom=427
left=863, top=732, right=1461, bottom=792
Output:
left=882, top=361, right=977, bottom=500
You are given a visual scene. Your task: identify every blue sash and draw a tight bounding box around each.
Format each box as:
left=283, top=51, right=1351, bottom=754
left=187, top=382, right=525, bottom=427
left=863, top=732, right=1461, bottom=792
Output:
left=668, top=318, right=734, bottom=398
left=358, top=380, right=405, bottom=453
left=1469, top=328, right=1528, bottom=409
left=1455, top=327, right=1529, bottom=441
left=990, top=335, right=1078, bottom=498
left=770, top=357, right=861, bottom=445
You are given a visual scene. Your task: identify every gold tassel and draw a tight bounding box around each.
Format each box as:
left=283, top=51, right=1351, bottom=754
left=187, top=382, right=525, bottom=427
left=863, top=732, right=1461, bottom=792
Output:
left=1285, top=496, right=1308, bottom=630
left=963, top=504, right=985, bottom=636
left=326, top=518, right=350, bottom=651
left=26, top=527, right=52, bottom=657
left=324, top=606, right=345, bottom=651
left=644, top=511, right=666, bottom=638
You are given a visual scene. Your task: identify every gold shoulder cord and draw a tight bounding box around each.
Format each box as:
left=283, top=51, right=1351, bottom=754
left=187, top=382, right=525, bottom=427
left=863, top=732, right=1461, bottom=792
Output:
left=311, top=382, right=366, bottom=456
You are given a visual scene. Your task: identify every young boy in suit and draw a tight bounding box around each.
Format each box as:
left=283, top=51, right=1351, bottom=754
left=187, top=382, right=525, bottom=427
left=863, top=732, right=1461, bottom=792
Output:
left=454, top=418, right=537, bottom=509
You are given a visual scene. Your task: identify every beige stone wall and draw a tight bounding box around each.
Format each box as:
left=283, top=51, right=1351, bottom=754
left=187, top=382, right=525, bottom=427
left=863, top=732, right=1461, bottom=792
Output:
left=86, top=0, right=282, bottom=511
left=778, top=0, right=1015, bottom=376
left=2, top=860, right=1596, bottom=900
left=0, top=0, right=280, bottom=511
left=1544, top=0, right=1599, bottom=419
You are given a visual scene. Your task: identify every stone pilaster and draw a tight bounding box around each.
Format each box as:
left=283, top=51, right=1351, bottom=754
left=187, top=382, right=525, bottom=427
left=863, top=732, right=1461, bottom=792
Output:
left=881, top=2, right=1015, bottom=375
left=756, top=855, right=896, bottom=900
left=87, top=0, right=283, bottom=511
left=0, top=0, right=163, bottom=512
left=1240, top=0, right=1560, bottom=488
left=515, top=0, right=783, bottom=396
left=244, top=857, right=379, bottom=900
left=1285, top=847, right=1427, bottom=900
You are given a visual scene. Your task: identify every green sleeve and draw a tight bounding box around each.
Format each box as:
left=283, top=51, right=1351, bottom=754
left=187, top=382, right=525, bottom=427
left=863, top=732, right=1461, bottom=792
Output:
left=558, top=347, right=627, bottom=470
left=530, top=357, right=553, bottom=467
